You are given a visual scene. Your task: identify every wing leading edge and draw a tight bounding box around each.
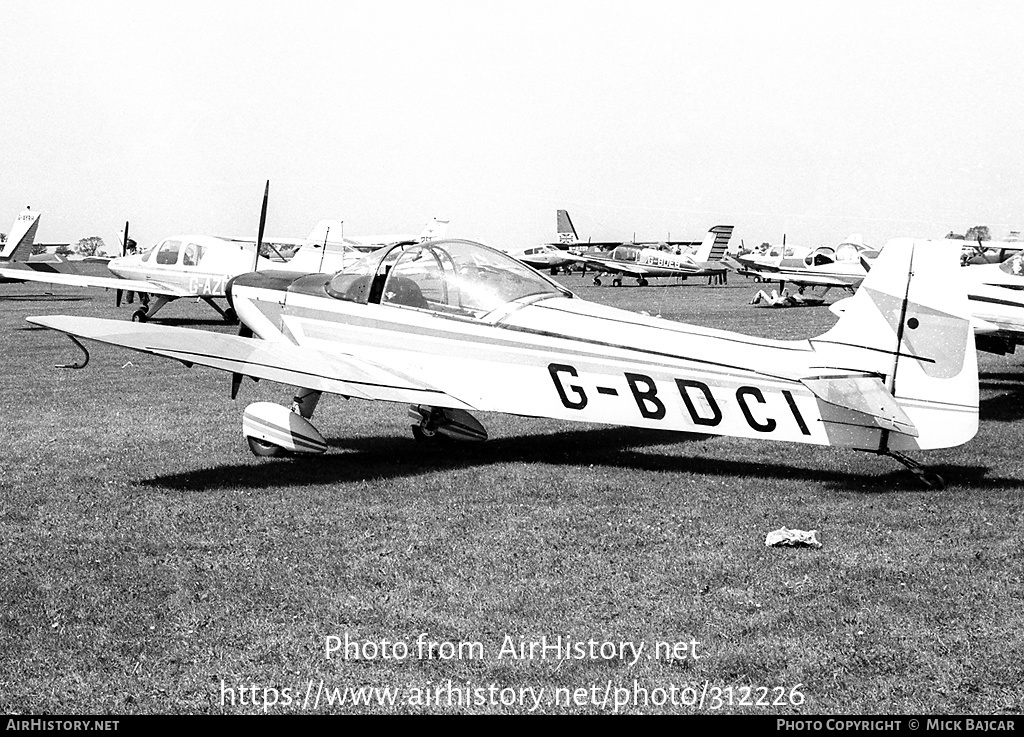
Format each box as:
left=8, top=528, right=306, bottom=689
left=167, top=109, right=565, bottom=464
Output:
left=27, top=315, right=474, bottom=409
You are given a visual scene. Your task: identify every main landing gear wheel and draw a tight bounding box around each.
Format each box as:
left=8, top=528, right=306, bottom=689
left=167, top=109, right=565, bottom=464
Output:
left=131, top=309, right=148, bottom=323
left=224, top=307, right=238, bottom=323
left=411, top=424, right=446, bottom=442
left=247, top=436, right=289, bottom=457
left=638, top=277, right=649, bottom=287
left=593, top=277, right=602, bottom=286
left=612, top=278, right=623, bottom=287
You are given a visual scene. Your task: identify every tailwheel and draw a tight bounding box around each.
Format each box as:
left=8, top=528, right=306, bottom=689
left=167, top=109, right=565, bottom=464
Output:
left=886, top=450, right=945, bottom=490
left=247, top=436, right=290, bottom=457
left=131, top=309, right=148, bottom=323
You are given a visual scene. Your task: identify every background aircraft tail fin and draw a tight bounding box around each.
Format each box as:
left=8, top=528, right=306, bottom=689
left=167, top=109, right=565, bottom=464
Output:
left=556, top=209, right=578, bottom=244
left=812, top=239, right=978, bottom=450
left=0, top=209, right=41, bottom=261
left=304, top=220, right=346, bottom=249
left=418, top=217, right=449, bottom=242
left=693, top=225, right=734, bottom=262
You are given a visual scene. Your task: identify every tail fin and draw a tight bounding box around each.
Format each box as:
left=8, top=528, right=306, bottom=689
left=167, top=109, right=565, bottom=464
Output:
left=556, top=209, right=578, bottom=244
left=305, top=220, right=346, bottom=249
left=0, top=209, right=41, bottom=261
left=810, top=239, right=978, bottom=450
left=693, top=225, right=734, bottom=262
left=418, top=218, right=449, bottom=242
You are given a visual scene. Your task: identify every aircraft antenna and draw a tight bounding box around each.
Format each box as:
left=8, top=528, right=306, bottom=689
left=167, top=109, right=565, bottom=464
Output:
left=253, top=180, right=269, bottom=272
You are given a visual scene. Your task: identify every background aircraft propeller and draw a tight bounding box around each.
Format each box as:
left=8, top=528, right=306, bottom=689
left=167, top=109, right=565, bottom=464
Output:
left=233, top=180, right=270, bottom=398
left=115, top=221, right=129, bottom=307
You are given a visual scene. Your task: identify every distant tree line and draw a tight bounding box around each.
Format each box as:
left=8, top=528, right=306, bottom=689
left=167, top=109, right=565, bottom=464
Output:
left=29, top=236, right=108, bottom=257
left=946, top=226, right=991, bottom=241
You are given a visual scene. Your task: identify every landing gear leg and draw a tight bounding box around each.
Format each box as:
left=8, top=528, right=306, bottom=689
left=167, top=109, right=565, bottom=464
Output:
left=131, top=295, right=171, bottom=322
left=201, top=297, right=238, bottom=323
left=291, top=387, right=322, bottom=419
left=885, top=449, right=945, bottom=489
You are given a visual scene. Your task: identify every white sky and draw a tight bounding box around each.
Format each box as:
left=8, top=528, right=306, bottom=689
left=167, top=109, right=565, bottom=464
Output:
left=2, top=0, right=1023, bottom=251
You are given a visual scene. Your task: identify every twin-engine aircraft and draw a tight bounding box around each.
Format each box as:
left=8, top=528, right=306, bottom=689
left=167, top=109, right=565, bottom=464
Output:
left=30, top=236, right=976, bottom=488
left=565, top=225, right=735, bottom=286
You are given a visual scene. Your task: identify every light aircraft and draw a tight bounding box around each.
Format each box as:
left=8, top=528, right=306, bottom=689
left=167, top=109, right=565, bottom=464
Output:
left=725, top=235, right=877, bottom=297
left=219, top=217, right=449, bottom=255
left=954, top=239, right=1024, bottom=266
left=504, top=243, right=577, bottom=275
left=29, top=236, right=976, bottom=488
left=564, top=225, right=735, bottom=286
left=726, top=241, right=812, bottom=280
left=0, top=185, right=362, bottom=322
left=553, top=209, right=708, bottom=255
left=0, top=208, right=76, bottom=282
left=832, top=251, right=1024, bottom=357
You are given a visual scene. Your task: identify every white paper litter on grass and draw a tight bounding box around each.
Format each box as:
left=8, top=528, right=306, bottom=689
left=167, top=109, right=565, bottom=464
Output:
left=765, top=527, right=822, bottom=548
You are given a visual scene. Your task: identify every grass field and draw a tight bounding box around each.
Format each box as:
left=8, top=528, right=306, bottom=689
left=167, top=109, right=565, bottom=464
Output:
left=1, top=271, right=1022, bottom=714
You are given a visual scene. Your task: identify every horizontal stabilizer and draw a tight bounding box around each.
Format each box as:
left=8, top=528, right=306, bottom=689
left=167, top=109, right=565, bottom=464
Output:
left=800, top=373, right=919, bottom=437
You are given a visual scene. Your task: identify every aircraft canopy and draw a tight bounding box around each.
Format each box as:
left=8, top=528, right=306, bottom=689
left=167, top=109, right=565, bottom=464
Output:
left=327, top=239, right=571, bottom=318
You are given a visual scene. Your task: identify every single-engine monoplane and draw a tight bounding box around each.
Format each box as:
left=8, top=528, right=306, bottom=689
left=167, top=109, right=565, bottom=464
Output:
left=28, top=235, right=976, bottom=488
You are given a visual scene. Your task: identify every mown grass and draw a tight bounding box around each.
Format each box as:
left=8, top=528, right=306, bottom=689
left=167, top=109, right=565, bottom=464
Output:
left=0, top=274, right=1022, bottom=714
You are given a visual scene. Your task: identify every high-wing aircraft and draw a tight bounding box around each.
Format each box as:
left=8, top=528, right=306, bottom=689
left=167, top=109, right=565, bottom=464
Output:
left=29, top=236, right=976, bottom=488
left=564, top=225, right=735, bottom=286
left=0, top=186, right=362, bottom=322
left=725, top=235, right=877, bottom=296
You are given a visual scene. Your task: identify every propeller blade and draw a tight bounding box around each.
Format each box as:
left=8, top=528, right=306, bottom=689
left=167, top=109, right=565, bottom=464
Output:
left=253, top=180, right=269, bottom=272
left=115, top=221, right=129, bottom=308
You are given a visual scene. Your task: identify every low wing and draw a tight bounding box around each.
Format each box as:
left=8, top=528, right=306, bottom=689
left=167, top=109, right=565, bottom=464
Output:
left=561, top=253, right=644, bottom=275
left=0, top=267, right=188, bottom=297
left=28, top=315, right=475, bottom=409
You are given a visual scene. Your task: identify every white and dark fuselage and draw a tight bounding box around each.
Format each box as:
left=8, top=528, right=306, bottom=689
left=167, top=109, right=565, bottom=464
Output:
left=226, top=239, right=975, bottom=453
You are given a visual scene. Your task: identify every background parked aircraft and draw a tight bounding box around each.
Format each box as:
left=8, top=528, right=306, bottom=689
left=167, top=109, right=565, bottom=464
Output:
left=565, top=225, right=734, bottom=286
left=831, top=251, right=1024, bottom=358
left=504, top=243, right=577, bottom=274
left=0, top=208, right=76, bottom=282
left=726, top=234, right=877, bottom=296
left=552, top=209, right=712, bottom=254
